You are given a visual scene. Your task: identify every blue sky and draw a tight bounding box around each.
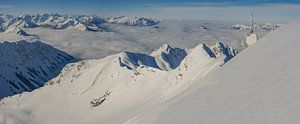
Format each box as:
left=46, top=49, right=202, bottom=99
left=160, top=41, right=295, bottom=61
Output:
left=0, top=0, right=300, bottom=22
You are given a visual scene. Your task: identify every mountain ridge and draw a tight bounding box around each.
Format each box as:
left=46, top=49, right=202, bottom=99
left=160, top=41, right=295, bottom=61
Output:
left=0, top=14, right=160, bottom=35
left=0, top=41, right=236, bottom=124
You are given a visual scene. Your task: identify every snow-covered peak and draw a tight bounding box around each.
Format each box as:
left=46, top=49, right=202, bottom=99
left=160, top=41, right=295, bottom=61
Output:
left=4, top=26, right=32, bottom=36
left=107, top=44, right=188, bottom=71
left=189, top=43, right=216, bottom=58
left=116, top=52, right=160, bottom=70
left=211, top=42, right=236, bottom=61
left=114, top=43, right=234, bottom=72
left=72, top=22, right=102, bottom=32
left=150, top=44, right=172, bottom=56
left=175, top=43, right=219, bottom=76
left=176, top=42, right=236, bottom=75
left=151, top=44, right=187, bottom=71
left=73, top=22, right=87, bottom=31
left=199, top=25, right=208, bottom=30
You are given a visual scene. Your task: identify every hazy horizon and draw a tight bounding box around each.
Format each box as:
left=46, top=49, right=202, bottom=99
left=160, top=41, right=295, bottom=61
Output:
left=1, top=1, right=300, bottom=22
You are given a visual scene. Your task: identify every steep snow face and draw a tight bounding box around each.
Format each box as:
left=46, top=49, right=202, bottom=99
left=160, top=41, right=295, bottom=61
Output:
left=210, top=42, right=236, bottom=61
left=134, top=21, right=300, bottom=124
left=150, top=44, right=187, bottom=71
left=0, top=40, right=75, bottom=99
left=117, top=52, right=160, bottom=70
left=175, top=42, right=234, bottom=76
left=0, top=14, right=159, bottom=33
left=0, top=42, right=234, bottom=124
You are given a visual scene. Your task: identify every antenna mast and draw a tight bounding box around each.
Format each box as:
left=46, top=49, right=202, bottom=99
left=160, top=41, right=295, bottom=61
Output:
left=251, top=12, right=254, bottom=29
left=248, top=12, right=254, bottom=34
left=243, top=12, right=258, bottom=47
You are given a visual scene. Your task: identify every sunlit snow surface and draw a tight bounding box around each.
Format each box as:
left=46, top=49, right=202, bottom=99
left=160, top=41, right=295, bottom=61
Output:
left=0, top=41, right=233, bottom=124
left=131, top=20, right=300, bottom=124
left=0, top=18, right=287, bottom=124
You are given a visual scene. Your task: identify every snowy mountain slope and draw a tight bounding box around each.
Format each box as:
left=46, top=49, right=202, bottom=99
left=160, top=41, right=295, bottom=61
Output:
left=130, top=20, right=300, bottom=124
left=150, top=44, right=187, bottom=71
left=0, top=40, right=75, bottom=99
left=0, top=14, right=159, bottom=34
left=0, top=42, right=235, bottom=124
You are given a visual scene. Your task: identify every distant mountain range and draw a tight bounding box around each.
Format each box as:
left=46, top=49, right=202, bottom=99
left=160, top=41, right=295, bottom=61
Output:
left=0, top=14, right=160, bottom=35
left=230, top=23, right=282, bottom=31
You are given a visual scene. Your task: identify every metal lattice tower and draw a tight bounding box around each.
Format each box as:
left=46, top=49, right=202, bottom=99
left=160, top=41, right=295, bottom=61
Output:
left=248, top=12, right=255, bottom=35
